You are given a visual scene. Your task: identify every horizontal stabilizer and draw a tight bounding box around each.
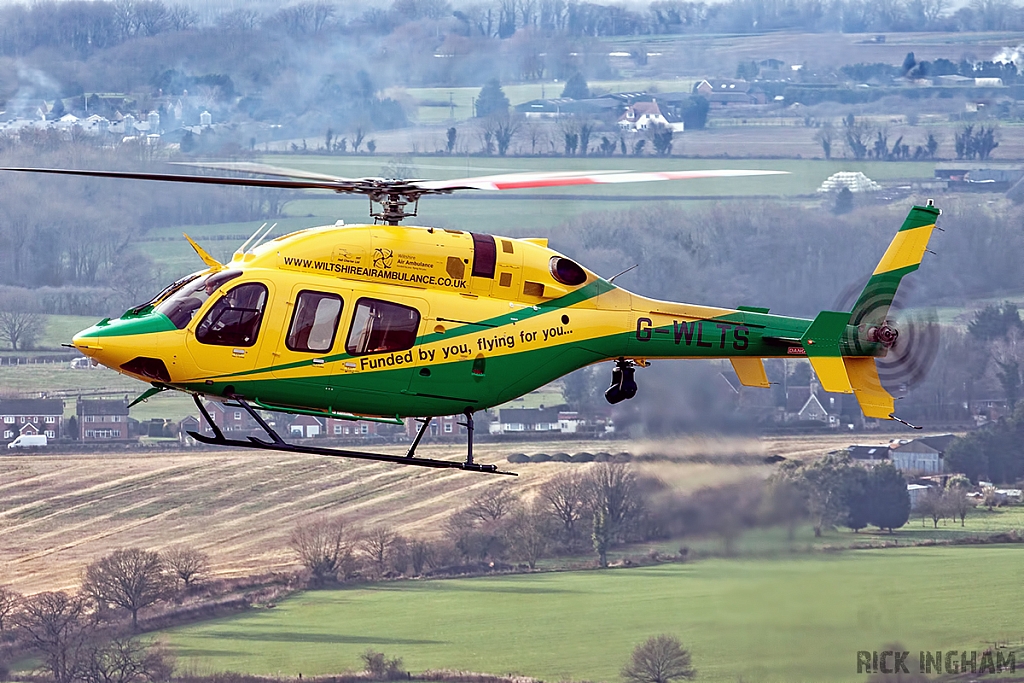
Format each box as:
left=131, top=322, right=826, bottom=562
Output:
left=730, top=358, right=770, bottom=388
left=808, top=357, right=853, bottom=394
left=844, top=357, right=895, bottom=419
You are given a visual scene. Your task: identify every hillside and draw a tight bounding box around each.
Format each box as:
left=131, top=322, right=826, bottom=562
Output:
left=0, top=434, right=860, bottom=595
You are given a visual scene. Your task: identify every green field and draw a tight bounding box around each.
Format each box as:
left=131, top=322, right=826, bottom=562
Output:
left=165, top=545, right=1024, bottom=683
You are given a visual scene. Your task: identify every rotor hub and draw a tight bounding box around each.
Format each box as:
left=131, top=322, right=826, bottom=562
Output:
left=867, top=323, right=899, bottom=347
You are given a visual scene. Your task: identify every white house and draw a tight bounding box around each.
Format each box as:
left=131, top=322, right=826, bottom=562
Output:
left=617, top=100, right=684, bottom=132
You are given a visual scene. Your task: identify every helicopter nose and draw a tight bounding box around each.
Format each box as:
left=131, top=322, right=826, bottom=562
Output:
left=72, top=313, right=177, bottom=376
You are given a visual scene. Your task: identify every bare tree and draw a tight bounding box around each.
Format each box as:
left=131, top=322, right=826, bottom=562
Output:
left=622, top=635, right=696, bottom=683
left=843, top=115, right=872, bottom=160
left=408, top=539, right=433, bottom=575
left=0, top=289, right=45, bottom=351
left=162, top=546, right=209, bottom=589
left=482, top=112, right=522, bottom=156
left=82, top=636, right=174, bottom=683
left=522, top=117, right=547, bottom=155
left=946, top=475, right=973, bottom=527
left=814, top=121, right=836, bottom=159
left=82, top=549, right=168, bottom=630
left=506, top=501, right=549, bottom=569
left=0, top=585, right=21, bottom=632
left=540, top=470, right=588, bottom=549
left=360, top=526, right=399, bottom=579
left=13, top=591, right=94, bottom=683
left=465, top=486, right=519, bottom=523
left=587, top=463, right=640, bottom=542
left=290, top=515, right=348, bottom=583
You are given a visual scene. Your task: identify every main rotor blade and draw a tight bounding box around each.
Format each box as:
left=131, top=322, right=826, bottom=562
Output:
left=171, top=161, right=361, bottom=183
left=414, top=168, right=788, bottom=191
left=0, top=166, right=362, bottom=192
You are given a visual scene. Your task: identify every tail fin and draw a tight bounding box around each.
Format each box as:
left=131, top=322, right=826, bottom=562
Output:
left=845, top=203, right=940, bottom=423
left=849, top=203, right=940, bottom=328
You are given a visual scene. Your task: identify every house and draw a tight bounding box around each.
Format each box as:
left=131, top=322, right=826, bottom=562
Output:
left=178, top=415, right=200, bottom=444
left=692, top=79, right=766, bottom=106
left=785, top=386, right=841, bottom=425
left=77, top=398, right=131, bottom=441
left=197, top=401, right=261, bottom=437
left=0, top=398, right=63, bottom=444
left=489, top=407, right=561, bottom=435
left=847, top=444, right=890, bottom=464
left=288, top=414, right=323, bottom=438
left=329, top=418, right=387, bottom=438
left=890, top=434, right=956, bottom=474
left=558, top=411, right=581, bottom=434
left=617, top=100, right=684, bottom=132
left=400, top=415, right=463, bottom=439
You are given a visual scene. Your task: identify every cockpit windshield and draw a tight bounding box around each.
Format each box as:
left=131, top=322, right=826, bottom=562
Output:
left=126, top=270, right=206, bottom=315
left=155, top=270, right=242, bottom=329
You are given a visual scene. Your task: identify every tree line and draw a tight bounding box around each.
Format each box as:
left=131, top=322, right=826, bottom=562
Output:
left=0, top=0, right=1017, bottom=57
left=767, top=456, right=911, bottom=537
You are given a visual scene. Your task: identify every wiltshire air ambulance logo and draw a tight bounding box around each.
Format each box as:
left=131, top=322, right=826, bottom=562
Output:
left=373, top=248, right=394, bottom=269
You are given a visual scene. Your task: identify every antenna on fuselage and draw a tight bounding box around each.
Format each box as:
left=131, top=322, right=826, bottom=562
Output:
left=247, top=222, right=277, bottom=254
left=608, top=264, right=639, bottom=283
left=235, top=223, right=268, bottom=258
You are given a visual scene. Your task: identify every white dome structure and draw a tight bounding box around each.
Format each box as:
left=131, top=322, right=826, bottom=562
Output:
left=817, top=171, right=881, bottom=193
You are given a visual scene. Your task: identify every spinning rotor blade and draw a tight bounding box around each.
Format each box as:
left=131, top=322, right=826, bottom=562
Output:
left=832, top=279, right=940, bottom=393
left=875, top=307, right=940, bottom=393
left=0, top=166, right=357, bottom=192
left=171, top=161, right=361, bottom=183
left=0, top=165, right=787, bottom=195
left=414, top=168, right=788, bottom=191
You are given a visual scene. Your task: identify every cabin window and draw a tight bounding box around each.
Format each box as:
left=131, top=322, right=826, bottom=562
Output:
left=156, top=270, right=242, bottom=329
left=346, top=298, right=420, bottom=356
left=195, top=283, right=268, bottom=347
left=471, top=233, right=497, bottom=278
left=287, top=291, right=343, bottom=353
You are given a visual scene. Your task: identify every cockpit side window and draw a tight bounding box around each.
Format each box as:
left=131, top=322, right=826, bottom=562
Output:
left=195, top=283, right=268, bottom=347
left=345, top=298, right=420, bottom=356
left=155, top=270, right=242, bottom=329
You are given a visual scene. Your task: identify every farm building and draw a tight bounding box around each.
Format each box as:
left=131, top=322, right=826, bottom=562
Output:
left=890, top=434, right=956, bottom=474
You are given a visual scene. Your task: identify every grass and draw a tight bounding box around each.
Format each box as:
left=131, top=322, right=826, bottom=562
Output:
left=163, top=545, right=1024, bottom=683
left=647, top=504, right=1024, bottom=559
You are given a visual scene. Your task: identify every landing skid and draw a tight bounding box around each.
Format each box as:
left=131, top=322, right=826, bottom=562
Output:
left=187, top=394, right=516, bottom=476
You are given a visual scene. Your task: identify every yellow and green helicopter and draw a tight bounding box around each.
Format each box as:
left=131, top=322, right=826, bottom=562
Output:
left=1, top=163, right=940, bottom=475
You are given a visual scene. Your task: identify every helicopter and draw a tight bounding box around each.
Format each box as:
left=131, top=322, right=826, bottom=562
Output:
left=1, top=163, right=941, bottom=476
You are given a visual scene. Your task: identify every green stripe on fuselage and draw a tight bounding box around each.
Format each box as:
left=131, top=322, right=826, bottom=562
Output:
left=76, top=312, right=177, bottom=338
